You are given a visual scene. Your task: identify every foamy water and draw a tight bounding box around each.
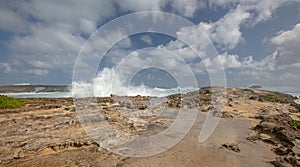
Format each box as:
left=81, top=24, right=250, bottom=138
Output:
left=2, top=86, right=300, bottom=99
left=1, top=92, right=72, bottom=98
left=1, top=87, right=197, bottom=98
left=71, top=67, right=198, bottom=97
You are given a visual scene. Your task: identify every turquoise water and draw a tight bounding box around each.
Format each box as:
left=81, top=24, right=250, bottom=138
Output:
left=1, top=92, right=71, bottom=98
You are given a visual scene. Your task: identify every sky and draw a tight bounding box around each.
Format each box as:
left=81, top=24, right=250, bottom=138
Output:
left=0, top=0, right=300, bottom=89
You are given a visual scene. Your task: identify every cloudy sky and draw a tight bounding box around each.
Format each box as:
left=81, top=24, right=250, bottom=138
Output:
left=0, top=0, right=300, bottom=89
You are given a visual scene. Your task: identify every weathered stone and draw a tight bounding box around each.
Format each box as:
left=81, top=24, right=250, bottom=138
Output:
left=221, top=143, right=241, bottom=153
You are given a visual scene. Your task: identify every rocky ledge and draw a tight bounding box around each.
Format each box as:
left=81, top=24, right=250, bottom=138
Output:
left=0, top=87, right=299, bottom=166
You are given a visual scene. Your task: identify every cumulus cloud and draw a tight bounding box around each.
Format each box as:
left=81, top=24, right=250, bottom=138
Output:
left=199, top=5, right=250, bottom=50
left=1, top=0, right=299, bottom=86
left=170, top=5, right=253, bottom=53
left=208, top=0, right=299, bottom=25
left=5, top=24, right=85, bottom=74
left=0, top=1, right=118, bottom=81
left=199, top=52, right=276, bottom=72
left=270, top=23, right=300, bottom=67
left=216, top=53, right=242, bottom=68
left=116, top=0, right=204, bottom=18
left=167, top=0, right=205, bottom=17
left=250, top=0, right=297, bottom=24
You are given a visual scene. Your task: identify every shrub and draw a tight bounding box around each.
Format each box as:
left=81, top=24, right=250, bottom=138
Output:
left=0, top=95, right=26, bottom=109
left=70, top=107, right=76, bottom=112
left=260, top=94, right=289, bottom=103
left=289, top=120, right=300, bottom=129
left=205, top=89, right=216, bottom=94
left=243, top=89, right=254, bottom=93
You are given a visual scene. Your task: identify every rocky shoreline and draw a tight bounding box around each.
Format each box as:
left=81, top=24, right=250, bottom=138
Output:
left=0, top=87, right=299, bottom=166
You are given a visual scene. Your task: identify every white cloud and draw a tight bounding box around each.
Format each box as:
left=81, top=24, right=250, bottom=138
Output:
left=15, top=0, right=115, bottom=33
left=117, top=0, right=162, bottom=12
left=176, top=25, right=211, bottom=54
left=25, top=69, right=49, bottom=76
left=140, top=35, right=153, bottom=45
left=174, top=5, right=250, bottom=52
left=208, top=0, right=300, bottom=25
left=28, top=60, right=52, bottom=69
left=240, top=52, right=277, bottom=71
left=5, top=25, right=85, bottom=72
left=208, top=0, right=238, bottom=8
left=270, top=23, right=300, bottom=67
left=201, top=53, right=262, bottom=70
left=0, top=63, right=12, bottom=73
left=168, top=0, right=205, bottom=17
left=1, top=0, right=299, bottom=86
left=0, top=7, right=29, bottom=33
left=250, top=0, right=297, bottom=24
left=278, top=72, right=297, bottom=80
left=216, top=53, right=242, bottom=68
left=116, top=0, right=205, bottom=18
left=108, top=47, right=197, bottom=88
left=6, top=25, right=84, bottom=54
left=0, top=1, right=117, bottom=35
left=199, top=5, right=250, bottom=50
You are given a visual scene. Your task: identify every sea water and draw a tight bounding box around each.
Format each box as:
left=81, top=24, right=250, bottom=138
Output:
left=1, top=87, right=196, bottom=98
left=1, top=92, right=72, bottom=98
left=2, top=86, right=299, bottom=103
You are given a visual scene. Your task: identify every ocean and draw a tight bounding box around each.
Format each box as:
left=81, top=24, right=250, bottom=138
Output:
left=1, top=92, right=72, bottom=98
left=1, top=86, right=299, bottom=98
left=0, top=87, right=196, bottom=98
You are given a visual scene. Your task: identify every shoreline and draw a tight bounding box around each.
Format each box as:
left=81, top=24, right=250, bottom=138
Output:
left=1, top=84, right=300, bottom=96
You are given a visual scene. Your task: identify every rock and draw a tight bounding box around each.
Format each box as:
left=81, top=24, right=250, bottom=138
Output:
left=249, top=96, right=258, bottom=100
left=137, top=104, right=147, bottom=110
left=221, top=143, right=241, bottom=153
left=271, top=158, right=286, bottom=167
left=222, top=112, right=234, bottom=119
left=273, top=146, right=291, bottom=155
left=249, top=85, right=262, bottom=89
left=1, top=87, right=300, bottom=166
left=40, top=105, right=60, bottom=109
left=252, top=112, right=300, bottom=166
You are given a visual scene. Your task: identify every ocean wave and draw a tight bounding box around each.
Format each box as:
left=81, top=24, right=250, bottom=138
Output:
left=72, top=68, right=197, bottom=97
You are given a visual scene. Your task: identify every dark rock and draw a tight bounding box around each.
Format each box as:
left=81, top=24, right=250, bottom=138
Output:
left=272, top=146, right=291, bottom=155
left=221, top=143, right=240, bottom=153
left=249, top=96, right=258, bottom=100
left=40, top=105, right=61, bottom=109
left=249, top=85, right=262, bottom=89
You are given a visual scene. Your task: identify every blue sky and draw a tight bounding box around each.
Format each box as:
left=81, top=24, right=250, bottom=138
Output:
left=0, top=0, right=300, bottom=88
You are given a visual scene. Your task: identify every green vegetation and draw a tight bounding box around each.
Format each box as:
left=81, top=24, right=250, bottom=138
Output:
left=289, top=120, right=300, bottom=129
left=70, top=107, right=76, bottom=112
left=0, top=95, right=26, bottom=109
left=205, top=89, right=217, bottom=94
left=260, top=94, right=289, bottom=103
left=243, top=89, right=254, bottom=93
